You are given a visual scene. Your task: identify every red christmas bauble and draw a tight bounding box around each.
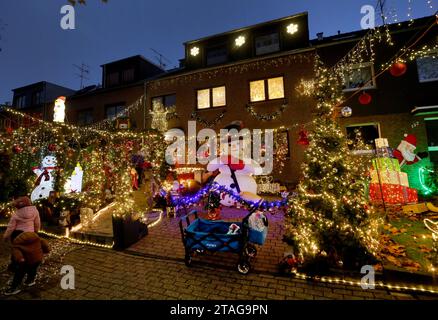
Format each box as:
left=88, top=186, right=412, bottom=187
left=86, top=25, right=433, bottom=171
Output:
left=297, top=130, right=310, bottom=146
left=48, top=144, right=57, bottom=151
left=358, top=92, right=372, bottom=105
left=6, top=127, right=13, bottom=135
left=389, top=62, right=407, bottom=77
left=12, top=145, right=22, bottom=154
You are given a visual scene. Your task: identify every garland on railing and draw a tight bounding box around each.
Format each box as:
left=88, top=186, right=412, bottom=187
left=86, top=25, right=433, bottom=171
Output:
left=190, top=109, right=227, bottom=127
left=171, top=182, right=289, bottom=210
left=245, top=101, right=289, bottom=121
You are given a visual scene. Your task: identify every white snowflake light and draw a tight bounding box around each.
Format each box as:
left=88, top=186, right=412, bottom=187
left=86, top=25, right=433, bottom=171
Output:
left=235, top=35, right=246, bottom=47
left=286, top=23, right=298, bottom=35
left=190, top=46, right=200, bottom=56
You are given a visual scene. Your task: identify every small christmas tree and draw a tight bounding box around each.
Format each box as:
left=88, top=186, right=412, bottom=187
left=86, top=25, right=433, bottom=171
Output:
left=285, top=56, right=381, bottom=270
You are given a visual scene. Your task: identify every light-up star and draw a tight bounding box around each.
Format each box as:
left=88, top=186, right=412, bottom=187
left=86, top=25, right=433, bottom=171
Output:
left=190, top=46, right=200, bottom=56
left=235, top=35, right=246, bottom=47
left=286, top=23, right=298, bottom=35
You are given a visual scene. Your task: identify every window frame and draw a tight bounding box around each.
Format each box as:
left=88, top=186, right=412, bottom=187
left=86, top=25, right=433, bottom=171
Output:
left=77, top=108, right=94, bottom=126
left=342, top=62, right=376, bottom=92
left=196, top=85, right=227, bottom=110
left=122, top=68, right=135, bottom=83
left=152, top=94, right=177, bottom=110
left=105, top=103, right=126, bottom=120
left=424, top=117, right=438, bottom=163
left=345, top=122, right=381, bottom=151
left=206, top=43, right=228, bottom=66
left=416, top=49, right=438, bottom=83
left=249, top=76, right=285, bottom=103
left=15, top=95, right=26, bottom=109
left=254, top=32, right=281, bottom=56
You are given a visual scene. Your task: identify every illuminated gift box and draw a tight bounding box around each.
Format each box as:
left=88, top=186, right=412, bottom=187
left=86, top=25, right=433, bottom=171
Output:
left=369, top=183, right=418, bottom=204
left=370, top=170, right=409, bottom=187
left=372, top=158, right=401, bottom=172
left=375, top=138, right=389, bottom=148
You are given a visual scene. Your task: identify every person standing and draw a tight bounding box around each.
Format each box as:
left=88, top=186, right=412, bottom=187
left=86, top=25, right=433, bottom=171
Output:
left=4, top=232, right=50, bottom=295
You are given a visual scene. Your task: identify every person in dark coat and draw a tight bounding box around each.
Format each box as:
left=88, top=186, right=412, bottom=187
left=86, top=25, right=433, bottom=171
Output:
left=4, top=232, right=50, bottom=295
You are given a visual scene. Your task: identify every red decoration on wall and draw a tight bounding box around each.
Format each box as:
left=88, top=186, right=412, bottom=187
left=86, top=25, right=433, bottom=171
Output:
left=12, top=145, right=23, bottom=154
left=389, top=61, right=407, bottom=77
left=358, top=92, right=372, bottom=105
left=6, top=127, right=13, bottom=135
left=297, top=130, right=309, bottom=146
left=48, top=144, right=57, bottom=151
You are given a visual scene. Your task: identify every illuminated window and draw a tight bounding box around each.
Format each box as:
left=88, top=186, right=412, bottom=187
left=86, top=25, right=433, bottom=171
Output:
left=343, top=63, right=376, bottom=91
left=268, top=77, right=284, bottom=99
left=250, top=80, right=266, bottom=102
left=212, top=86, right=226, bottom=107
left=197, top=86, right=226, bottom=109
left=417, top=50, right=438, bottom=83
left=250, top=77, right=285, bottom=102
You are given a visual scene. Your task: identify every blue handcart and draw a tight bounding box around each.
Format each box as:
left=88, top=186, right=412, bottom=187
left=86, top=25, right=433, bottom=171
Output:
left=179, top=209, right=268, bottom=274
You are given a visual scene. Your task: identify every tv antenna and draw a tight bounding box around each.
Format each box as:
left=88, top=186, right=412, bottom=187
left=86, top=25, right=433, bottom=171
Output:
left=150, top=48, right=174, bottom=69
left=376, top=0, right=388, bottom=25
left=73, top=63, right=90, bottom=89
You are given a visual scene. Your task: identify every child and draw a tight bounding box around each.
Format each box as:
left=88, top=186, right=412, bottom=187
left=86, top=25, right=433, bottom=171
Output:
left=4, top=232, right=50, bottom=295
left=3, top=196, right=41, bottom=242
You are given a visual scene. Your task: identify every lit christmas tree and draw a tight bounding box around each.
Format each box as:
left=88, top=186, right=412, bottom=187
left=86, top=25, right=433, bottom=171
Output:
left=285, top=56, right=382, bottom=271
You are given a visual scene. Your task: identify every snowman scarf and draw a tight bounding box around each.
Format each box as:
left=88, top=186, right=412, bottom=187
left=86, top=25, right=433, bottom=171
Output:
left=34, top=167, right=57, bottom=187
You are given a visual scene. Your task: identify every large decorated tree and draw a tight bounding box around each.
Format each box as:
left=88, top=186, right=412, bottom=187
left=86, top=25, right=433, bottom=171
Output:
left=285, top=56, right=382, bottom=271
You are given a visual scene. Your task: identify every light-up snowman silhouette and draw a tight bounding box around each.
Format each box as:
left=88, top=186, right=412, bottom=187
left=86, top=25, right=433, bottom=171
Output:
left=31, top=155, right=57, bottom=202
left=207, top=155, right=262, bottom=206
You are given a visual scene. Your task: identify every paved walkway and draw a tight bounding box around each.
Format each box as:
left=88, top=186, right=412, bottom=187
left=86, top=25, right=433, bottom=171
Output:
left=128, top=206, right=288, bottom=274
left=2, top=243, right=436, bottom=300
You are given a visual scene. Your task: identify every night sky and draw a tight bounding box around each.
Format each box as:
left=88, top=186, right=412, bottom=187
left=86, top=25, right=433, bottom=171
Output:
left=0, top=0, right=435, bottom=103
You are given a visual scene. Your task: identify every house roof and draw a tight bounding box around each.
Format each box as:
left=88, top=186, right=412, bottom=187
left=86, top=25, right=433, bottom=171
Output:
left=184, top=11, right=308, bottom=45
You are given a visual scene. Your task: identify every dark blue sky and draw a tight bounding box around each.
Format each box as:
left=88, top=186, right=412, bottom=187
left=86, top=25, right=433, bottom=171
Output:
left=0, top=0, right=435, bottom=103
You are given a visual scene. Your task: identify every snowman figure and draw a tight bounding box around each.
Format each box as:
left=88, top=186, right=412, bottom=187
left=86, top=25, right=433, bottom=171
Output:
left=31, top=155, right=57, bottom=202
left=53, top=96, right=66, bottom=123
left=207, top=155, right=262, bottom=206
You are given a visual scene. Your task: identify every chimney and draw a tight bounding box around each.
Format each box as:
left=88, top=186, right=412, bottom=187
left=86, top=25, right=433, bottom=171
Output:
left=317, top=32, right=324, bottom=41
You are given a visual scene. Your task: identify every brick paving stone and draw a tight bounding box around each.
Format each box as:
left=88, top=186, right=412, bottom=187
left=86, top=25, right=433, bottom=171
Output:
left=1, top=230, right=437, bottom=301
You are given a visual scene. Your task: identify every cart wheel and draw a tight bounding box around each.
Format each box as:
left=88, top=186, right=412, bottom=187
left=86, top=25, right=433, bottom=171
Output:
left=237, top=262, right=251, bottom=275
left=245, top=245, right=257, bottom=258
left=185, top=254, right=192, bottom=267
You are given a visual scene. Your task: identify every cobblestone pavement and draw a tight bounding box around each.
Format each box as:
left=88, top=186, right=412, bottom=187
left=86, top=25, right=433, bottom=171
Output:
left=129, top=206, right=288, bottom=274
left=1, top=239, right=437, bottom=300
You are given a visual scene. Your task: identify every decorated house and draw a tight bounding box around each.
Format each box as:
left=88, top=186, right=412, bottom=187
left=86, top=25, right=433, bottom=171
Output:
left=316, top=16, right=437, bottom=196
left=145, top=12, right=315, bottom=187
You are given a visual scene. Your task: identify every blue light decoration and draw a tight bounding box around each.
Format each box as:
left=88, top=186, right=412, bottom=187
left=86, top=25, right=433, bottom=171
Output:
left=171, top=182, right=288, bottom=211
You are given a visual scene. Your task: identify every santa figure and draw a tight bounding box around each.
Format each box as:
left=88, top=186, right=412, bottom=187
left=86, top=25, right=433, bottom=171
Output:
left=393, top=134, right=428, bottom=167
left=53, top=96, right=66, bottom=123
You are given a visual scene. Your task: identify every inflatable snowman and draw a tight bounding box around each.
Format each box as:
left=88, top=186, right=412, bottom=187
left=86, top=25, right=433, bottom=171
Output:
left=31, top=155, right=57, bottom=202
left=207, top=155, right=262, bottom=206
